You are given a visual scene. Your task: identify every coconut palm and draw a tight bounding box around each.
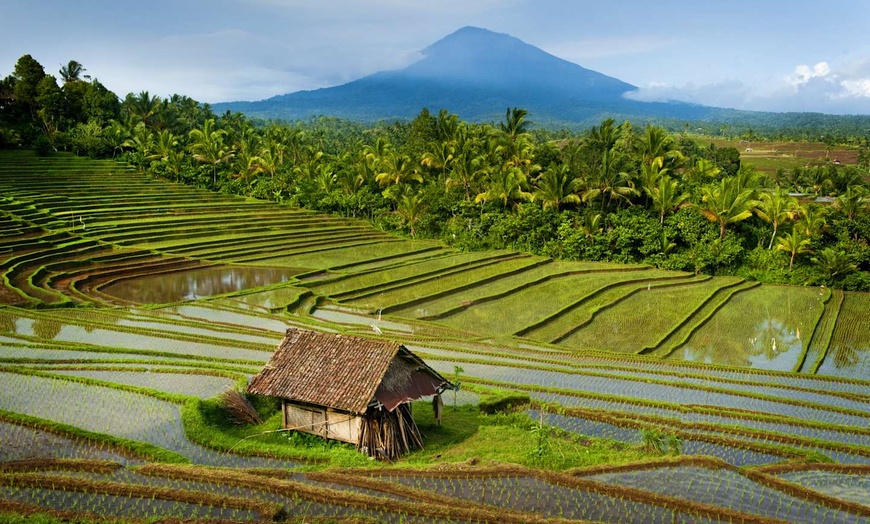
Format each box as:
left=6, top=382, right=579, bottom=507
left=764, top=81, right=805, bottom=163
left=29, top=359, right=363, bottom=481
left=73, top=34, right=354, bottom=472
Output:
left=59, top=60, right=85, bottom=83
left=697, top=177, right=759, bottom=240
left=586, top=118, right=619, bottom=155
left=579, top=212, right=602, bottom=240
left=125, top=91, right=161, bottom=128
left=420, top=141, right=455, bottom=180
left=375, top=152, right=423, bottom=188
left=685, top=158, right=721, bottom=185
left=188, top=118, right=233, bottom=185
left=796, top=204, right=827, bottom=238
left=121, top=122, right=154, bottom=171
left=150, top=129, right=178, bottom=163
left=475, top=166, right=533, bottom=208
left=534, top=164, right=580, bottom=210
left=834, top=185, right=867, bottom=221
left=446, top=147, right=487, bottom=200
left=647, top=175, right=690, bottom=225
left=102, top=120, right=129, bottom=158
left=636, top=157, right=670, bottom=201
left=498, top=107, right=531, bottom=142
left=395, top=188, right=428, bottom=237
left=777, top=228, right=812, bottom=270
left=756, top=188, right=800, bottom=249
left=257, top=137, right=285, bottom=179
left=584, top=148, right=638, bottom=213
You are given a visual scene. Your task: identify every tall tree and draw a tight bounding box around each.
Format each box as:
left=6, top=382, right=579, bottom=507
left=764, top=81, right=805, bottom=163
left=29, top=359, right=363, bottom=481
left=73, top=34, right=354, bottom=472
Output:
left=395, top=188, right=428, bottom=237
left=12, top=54, right=46, bottom=112
left=59, top=60, right=86, bottom=83
left=475, top=166, right=533, bottom=209
left=188, top=118, right=233, bottom=185
left=646, top=175, right=690, bottom=225
left=498, top=107, right=530, bottom=142
left=584, top=148, right=637, bottom=213
left=697, top=177, right=759, bottom=240
left=756, top=188, right=799, bottom=249
left=777, top=228, right=811, bottom=271
left=534, top=164, right=580, bottom=211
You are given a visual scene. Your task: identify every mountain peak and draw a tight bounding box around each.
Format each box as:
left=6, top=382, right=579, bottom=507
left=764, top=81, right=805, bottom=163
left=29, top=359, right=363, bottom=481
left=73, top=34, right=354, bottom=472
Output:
left=213, top=26, right=646, bottom=123
left=402, top=26, right=635, bottom=97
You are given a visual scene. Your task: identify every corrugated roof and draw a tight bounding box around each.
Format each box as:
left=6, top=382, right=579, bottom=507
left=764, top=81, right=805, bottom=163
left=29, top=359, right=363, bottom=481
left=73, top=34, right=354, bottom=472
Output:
left=248, top=328, right=405, bottom=414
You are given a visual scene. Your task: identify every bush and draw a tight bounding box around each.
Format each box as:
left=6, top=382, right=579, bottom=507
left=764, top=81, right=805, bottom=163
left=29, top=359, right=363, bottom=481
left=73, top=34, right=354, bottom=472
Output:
left=479, top=391, right=531, bottom=414
left=32, top=134, right=53, bottom=156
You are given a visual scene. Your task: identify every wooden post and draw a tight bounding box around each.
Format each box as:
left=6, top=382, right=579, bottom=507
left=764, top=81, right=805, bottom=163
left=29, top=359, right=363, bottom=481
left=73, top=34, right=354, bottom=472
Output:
left=432, top=393, right=443, bottom=426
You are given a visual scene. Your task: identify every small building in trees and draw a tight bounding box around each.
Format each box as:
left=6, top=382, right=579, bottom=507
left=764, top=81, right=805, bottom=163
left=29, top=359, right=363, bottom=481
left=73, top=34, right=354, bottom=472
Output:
left=248, top=328, right=453, bottom=460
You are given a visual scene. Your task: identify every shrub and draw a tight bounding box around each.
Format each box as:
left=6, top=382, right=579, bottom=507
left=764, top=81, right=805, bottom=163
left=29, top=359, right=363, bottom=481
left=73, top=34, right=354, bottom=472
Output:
left=479, top=391, right=531, bottom=414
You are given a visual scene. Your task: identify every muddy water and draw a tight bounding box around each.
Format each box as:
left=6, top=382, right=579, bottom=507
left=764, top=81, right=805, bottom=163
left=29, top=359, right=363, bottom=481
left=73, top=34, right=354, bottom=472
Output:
left=100, top=266, right=301, bottom=303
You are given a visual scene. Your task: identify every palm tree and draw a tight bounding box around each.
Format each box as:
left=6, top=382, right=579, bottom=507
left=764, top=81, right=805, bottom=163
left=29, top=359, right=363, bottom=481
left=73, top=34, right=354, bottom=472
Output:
left=313, top=161, right=336, bottom=193
left=475, top=166, right=533, bottom=208
left=150, top=129, right=178, bottom=163
left=636, top=157, right=669, bottom=201
left=685, top=158, right=721, bottom=185
left=834, top=185, right=867, bottom=221
left=498, top=107, right=530, bottom=142
left=797, top=204, right=827, bottom=238
left=395, top=188, right=428, bottom=237
left=258, top=137, right=285, bottom=179
left=584, top=148, right=638, bottom=213
left=375, top=152, right=423, bottom=188
left=534, top=164, right=580, bottom=210
left=777, top=228, right=811, bottom=270
left=586, top=118, right=619, bottom=155
left=636, top=125, right=678, bottom=165
left=59, top=60, right=85, bottom=83
left=121, top=122, right=155, bottom=171
left=102, top=120, right=128, bottom=158
left=647, top=175, right=690, bottom=225
left=579, top=212, right=602, bottom=240
left=446, top=147, right=487, bottom=200
left=420, top=141, right=455, bottom=180
left=697, top=177, right=759, bottom=240
left=125, top=91, right=161, bottom=128
left=756, top=188, right=799, bottom=249
left=188, top=118, right=233, bottom=185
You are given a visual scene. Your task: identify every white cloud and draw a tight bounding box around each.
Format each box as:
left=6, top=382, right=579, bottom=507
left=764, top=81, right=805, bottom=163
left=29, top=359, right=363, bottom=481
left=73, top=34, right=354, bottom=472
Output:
left=626, top=57, right=870, bottom=114
left=841, top=79, right=870, bottom=98
left=786, top=61, right=832, bottom=89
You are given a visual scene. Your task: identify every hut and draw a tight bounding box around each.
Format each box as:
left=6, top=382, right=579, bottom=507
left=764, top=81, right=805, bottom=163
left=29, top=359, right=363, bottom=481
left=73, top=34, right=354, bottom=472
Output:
left=248, top=328, right=453, bottom=460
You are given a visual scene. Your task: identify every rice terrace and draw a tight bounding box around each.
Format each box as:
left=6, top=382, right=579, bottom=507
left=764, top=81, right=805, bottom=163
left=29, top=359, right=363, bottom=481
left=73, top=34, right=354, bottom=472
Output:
left=1, top=148, right=869, bottom=523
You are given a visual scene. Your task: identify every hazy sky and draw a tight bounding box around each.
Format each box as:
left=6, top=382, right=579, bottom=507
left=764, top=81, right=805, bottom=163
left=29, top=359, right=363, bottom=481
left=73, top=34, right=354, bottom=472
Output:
left=3, top=0, right=870, bottom=114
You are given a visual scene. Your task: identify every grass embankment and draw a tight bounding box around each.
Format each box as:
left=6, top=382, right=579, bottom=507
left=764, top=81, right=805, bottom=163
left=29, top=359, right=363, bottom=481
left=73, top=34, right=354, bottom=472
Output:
left=183, top=393, right=656, bottom=472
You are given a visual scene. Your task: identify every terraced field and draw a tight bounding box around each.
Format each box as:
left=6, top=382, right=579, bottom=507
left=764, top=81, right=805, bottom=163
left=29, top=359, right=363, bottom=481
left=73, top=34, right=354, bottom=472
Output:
left=1, top=150, right=869, bottom=523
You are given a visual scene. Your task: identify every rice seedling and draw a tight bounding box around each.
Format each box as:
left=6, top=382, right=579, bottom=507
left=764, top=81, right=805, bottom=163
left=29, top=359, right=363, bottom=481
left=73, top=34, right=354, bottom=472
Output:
left=676, top=284, right=828, bottom=372
left=819, top=292, right=870, bottom=380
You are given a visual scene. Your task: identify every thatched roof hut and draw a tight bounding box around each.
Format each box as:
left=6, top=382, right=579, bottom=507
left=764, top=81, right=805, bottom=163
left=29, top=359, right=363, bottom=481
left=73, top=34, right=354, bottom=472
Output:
left=248, top=328, right=453, bottom=460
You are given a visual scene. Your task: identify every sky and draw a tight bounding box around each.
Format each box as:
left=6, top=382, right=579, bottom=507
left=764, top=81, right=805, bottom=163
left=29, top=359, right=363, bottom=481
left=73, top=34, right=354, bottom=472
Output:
left=2, top=0, right=870, bottom=115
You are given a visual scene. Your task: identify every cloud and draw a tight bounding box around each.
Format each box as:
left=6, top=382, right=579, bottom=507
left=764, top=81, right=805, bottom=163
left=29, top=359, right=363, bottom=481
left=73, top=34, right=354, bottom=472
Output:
left=786, top=62, right=831, bottom=89
left=625, top=58, right=870, bottom=114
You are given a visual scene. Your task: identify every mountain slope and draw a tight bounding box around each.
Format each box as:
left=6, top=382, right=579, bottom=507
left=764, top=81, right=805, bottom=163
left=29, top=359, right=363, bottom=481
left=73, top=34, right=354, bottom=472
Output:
left=216, top=27, right=652, bottom=123
left=214, top=27, right=861, bottom=128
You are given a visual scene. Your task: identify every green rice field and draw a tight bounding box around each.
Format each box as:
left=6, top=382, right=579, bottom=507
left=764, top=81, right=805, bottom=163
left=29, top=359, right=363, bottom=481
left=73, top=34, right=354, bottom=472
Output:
left=1, top=150, right=869, bottom=523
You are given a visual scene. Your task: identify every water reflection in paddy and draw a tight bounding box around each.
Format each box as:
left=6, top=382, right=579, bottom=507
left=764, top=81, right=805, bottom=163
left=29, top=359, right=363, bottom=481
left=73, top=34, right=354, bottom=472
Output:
left=100, top=266, right=302, bottom=303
